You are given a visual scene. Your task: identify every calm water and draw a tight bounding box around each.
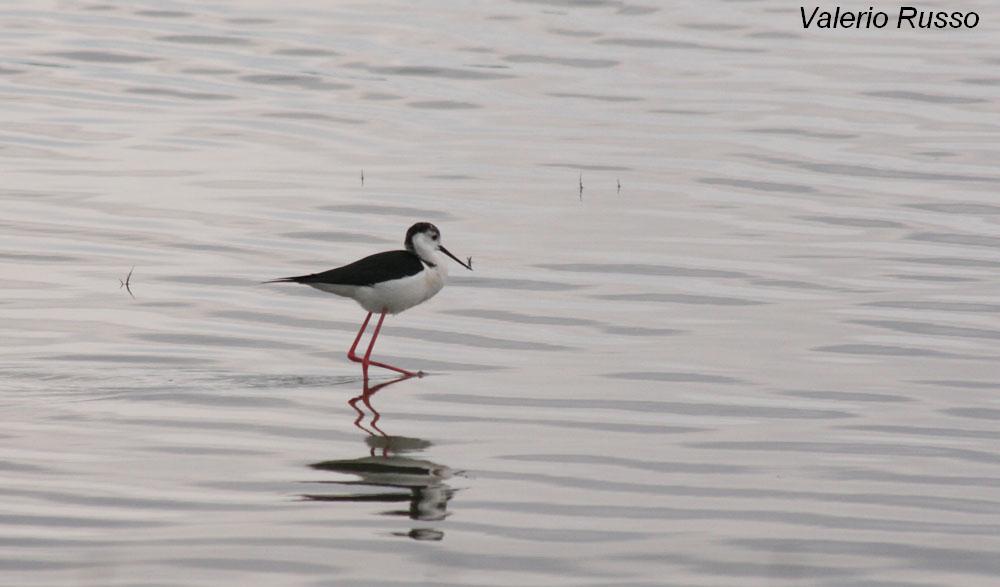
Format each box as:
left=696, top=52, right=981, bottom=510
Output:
left=2, top=1, right=999, bottom=585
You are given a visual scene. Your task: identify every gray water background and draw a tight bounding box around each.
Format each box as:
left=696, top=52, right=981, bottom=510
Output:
left=1, top=1, right=999, bottom=585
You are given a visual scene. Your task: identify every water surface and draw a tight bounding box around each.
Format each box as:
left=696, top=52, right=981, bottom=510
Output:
left=1, top=1, right=999, bottom=585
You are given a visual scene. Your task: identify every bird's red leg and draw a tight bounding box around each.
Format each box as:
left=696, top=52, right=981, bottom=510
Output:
left=361, top=311, right=419, bottom=378
left=346, top=312, right=373, bottom=363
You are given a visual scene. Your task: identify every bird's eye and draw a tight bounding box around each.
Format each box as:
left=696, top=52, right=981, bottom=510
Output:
left=432, top=234, right=439, bottom=241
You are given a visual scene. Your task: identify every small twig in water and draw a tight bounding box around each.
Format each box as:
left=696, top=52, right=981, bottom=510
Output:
left=119, top=266, right=135, bottom=298
left=617, top=178, right=621, bottom=195
left=467, top=256, right=473, bottom=270
left=578, top=172, right=583, bottom=200
left=361, top=168, right=364, bottom=186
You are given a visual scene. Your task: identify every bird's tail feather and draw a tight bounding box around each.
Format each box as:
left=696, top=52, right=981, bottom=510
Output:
left=261, top=277, right=300, bottom=284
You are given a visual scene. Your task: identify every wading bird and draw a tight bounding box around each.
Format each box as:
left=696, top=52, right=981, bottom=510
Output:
left=267, top=222, right=472, bottom=378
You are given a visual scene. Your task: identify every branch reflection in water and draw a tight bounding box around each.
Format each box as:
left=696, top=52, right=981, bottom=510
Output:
left=302, top=374, right=457, bottom=541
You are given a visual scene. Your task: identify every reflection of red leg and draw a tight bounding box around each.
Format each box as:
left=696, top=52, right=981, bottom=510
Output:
left=357, top=311, right=418, bottom=378
left=347, top=372, right=417, bottom=457
left=347, top=394, right=377, bottom=437
left=361, top=392, right=387, bottom=445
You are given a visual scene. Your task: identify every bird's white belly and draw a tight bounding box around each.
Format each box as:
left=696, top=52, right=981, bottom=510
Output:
left=310, top=267, right=445, bottom=314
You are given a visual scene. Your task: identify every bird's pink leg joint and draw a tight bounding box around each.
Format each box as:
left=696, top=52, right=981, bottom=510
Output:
left=353, top=311, right=419, bottom=378
left=346, top=312, right=373, bottom=362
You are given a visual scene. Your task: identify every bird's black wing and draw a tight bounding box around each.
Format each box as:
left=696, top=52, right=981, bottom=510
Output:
left=267, top=250, right=424, bottom=286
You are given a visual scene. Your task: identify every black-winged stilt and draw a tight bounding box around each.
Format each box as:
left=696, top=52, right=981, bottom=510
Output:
left=267, top=222, right=472, bottom=378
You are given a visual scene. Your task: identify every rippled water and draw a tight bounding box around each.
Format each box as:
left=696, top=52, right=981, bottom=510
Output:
left=2, top=1, right=999, bottom=585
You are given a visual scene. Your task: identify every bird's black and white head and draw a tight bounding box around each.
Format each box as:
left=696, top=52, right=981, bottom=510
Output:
left=405, top=222, right=472, bottom=271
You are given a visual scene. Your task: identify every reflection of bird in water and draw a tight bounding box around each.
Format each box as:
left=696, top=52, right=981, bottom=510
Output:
left=265, top=222, right=472, bottom=378
left=302, top=374, right=457, bottom=540
left=304, top=450, right=455, bottom=525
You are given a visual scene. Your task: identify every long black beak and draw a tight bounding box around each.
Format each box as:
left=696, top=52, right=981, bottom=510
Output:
left=439, top=245, right=472, bottom=270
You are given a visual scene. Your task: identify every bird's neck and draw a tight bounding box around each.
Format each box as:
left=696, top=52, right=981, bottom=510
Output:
left=411, top=243, right=439, bottom=268
left=422, top=254, right=448, bottom=277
